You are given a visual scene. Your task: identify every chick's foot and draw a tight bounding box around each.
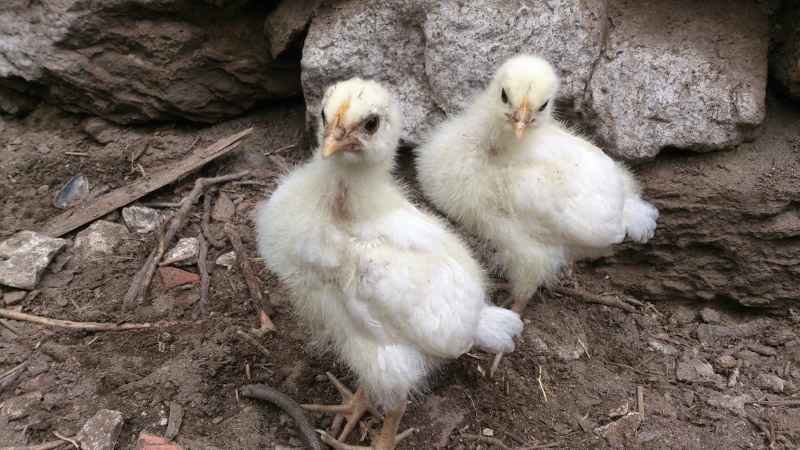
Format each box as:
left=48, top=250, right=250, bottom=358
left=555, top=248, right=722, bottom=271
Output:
left=318, top=401, right=414, bottom=450
left=303, top=372, right=382, bottom=442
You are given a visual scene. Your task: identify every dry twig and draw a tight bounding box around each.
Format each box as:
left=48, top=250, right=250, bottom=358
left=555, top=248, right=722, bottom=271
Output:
left=201, top=188, right=226, bottom=248
left=0, top=309, right=196, bottom=332
left=0, top=441, right=66, bottom=450
left=224, top=224, right=276, bottom=335
left=753, top=400, right=800, bottom=407
left=197, top=233, right=211, bottom=313
left=235, top=329, right=271, bottom=358
left=554, top=287, right=636, bottom=313
left=536, top=366, right=548, bottom=403
left=51, top=432, right=78, bottom=449
left=241, top=384, right=326, bottom=450
left=460, top=433, right=510, bottom=449
left=0, top=360, right=29, bottom=395
left=123, top=171, right=250, bottom=306
left=637, top=386, right=645, bottom=421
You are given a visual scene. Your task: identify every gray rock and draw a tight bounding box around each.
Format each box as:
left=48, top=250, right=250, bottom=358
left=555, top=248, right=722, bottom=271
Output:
left=161, top=237, right=199, bottom=266
left=769, top=0, right=800, bottom=100
left=0, top=391, right=42, bottom=421
left=3, top=290, right=26, bottom=306
left=0, top=1, right=300, bottom=124
left=302, top=0, right=606, bottom=144
left=211, top=192, right=236, bottom=222
left=75, top=409, right=124, bottom=450
left=215, top=251, right=237, bottom=269
left=676, top=358, right=719, bottom=383
left=594, top=412, right=641, bottom=446
left=700, top=307, right=721, bottom=324
left=648, top=339, right=679, bottom=355
left=754, top=373, right=785, bottom=393
left=705, top=392, right=751, bottom=416
left=122, top=206, right=159, bottom=234
left=265, top=0, right=322, bottom=59
left=74, top=221, right=130, bottom=257
left=588, top=0, right=768, bottom=163
left=53, top=173, right=90, bottom=209
left=83, top=117, right=119, bottom=145
left=0, top=231, right=66, bottom=290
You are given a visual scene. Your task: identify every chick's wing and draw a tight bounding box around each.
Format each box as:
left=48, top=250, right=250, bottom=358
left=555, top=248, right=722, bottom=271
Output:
left=343, top=208, right=485, bottom=360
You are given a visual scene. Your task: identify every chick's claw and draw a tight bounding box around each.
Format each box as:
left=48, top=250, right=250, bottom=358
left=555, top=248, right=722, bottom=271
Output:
left=317, top=403, right=415, bottom=450
left=302, top=372, right=382, bottom=442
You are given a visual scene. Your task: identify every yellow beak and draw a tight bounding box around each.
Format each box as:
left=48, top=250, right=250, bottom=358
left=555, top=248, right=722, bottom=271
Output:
left=509, top=94, right=532, bottom=139
left=321, top=99, right=357, bottom=160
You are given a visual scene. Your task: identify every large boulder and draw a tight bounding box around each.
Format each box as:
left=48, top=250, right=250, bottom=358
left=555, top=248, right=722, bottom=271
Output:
left=301, top=0, right=608, bottom=144
left=590, top=93, right=800, bottom=308
left=587, top=0, right=769, bottom=163
left=0, top=0, right=301, bottom=123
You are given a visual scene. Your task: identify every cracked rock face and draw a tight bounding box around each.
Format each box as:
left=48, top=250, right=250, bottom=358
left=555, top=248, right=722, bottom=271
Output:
left=301, top=0, right=769, bottom=161
left=587, top=0, right=768, bottom=162
left=301, top=0, right=607, bottom=145
left=0, top=0, right=300, bottom=124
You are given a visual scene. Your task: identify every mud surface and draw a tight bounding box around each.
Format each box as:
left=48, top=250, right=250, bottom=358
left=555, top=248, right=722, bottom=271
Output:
left=1, top=94, right=798, bottom=449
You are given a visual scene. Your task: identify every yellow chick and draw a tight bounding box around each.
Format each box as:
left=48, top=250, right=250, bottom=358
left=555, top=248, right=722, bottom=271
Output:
left=415, top=54, right=659, bottom=315
left=256, top=78, right=522, bottom=450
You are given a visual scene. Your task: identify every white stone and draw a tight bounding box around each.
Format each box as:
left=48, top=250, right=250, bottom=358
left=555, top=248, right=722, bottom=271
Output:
left=705, top=392, right=752, bottom=416
left=161, top=237, right=199, bottom=266
left=74, top=221, right=130, bottom=257
left=0, top=231, right=66, bottom=290
left=215, top=251, right=237, bottom=269
left=122, top=206, right=159, bottom=234
left=75, top=409, right=124, bottom=450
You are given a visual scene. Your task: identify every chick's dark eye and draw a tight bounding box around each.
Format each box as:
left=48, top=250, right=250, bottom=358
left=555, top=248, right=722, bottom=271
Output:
left=501, top=88, right=508, bottom=104
left=539, top=100, right=549, bottom=112
left=364, top=115, right=380, bottom=133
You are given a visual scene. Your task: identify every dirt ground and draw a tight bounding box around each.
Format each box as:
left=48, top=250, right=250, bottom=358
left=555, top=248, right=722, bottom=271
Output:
left=0, top=91, right=799, bottom=450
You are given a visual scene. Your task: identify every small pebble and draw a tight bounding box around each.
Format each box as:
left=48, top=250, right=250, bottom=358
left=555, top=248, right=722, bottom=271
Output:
left=700, top=307, right=721, bottom=324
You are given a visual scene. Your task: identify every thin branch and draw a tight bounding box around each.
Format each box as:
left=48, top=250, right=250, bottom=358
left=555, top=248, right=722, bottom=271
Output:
left=224, top=224, right=276, bottom=335
left=460, top=433, right=510, bottom=449
left=201, top=188, right=226, bottom=248
left=51, top=433, right=78, bottom=450
left=554, top=287, right=636, bottom=313
left=197, top=233, right=211, bottom=312
left=0, top=441, right=66, bottom=450
left=124, top=171, right=250, bottom=306
left=241, top=384, right=326, bottom=450
left=235, top=329, right=271, bottom=359
left=0, top=309, right=196, bottom=332
left=0, top=360, right=29, bottom=395
left=752, top=400, right=800, bottom=407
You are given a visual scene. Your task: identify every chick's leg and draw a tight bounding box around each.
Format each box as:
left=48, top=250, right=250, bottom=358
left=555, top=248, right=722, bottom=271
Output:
left=319, top=400, right=414, bottom=450
left=491, top=287, right=545, bottom=378
left=302, top=372, right=382, bottom=442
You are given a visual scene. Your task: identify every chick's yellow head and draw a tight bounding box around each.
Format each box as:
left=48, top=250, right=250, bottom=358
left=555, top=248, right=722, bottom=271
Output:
left=318, top=78, right=402, bottom=166
left=489, top=55, right=558, bottom=138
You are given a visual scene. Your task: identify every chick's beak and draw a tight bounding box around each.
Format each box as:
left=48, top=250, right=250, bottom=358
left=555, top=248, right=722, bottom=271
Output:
left=321, top=99, right=359, bottom=160
left=510, top=100, right=533, bottom=139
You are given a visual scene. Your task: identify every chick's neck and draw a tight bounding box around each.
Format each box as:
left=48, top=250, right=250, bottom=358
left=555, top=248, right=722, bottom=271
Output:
left=323, top=159, right=394, bottom=222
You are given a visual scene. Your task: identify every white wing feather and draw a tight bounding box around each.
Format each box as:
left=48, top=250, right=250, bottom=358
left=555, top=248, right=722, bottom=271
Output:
left=511, top=127, right=626, bottom=247
left=344, top=208, right=486, bottom=359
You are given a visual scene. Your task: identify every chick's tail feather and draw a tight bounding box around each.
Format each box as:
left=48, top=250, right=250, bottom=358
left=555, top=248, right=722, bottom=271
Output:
left=474, top=306, right=524, bottom=354
left=623, top=198, right=659, bottom=243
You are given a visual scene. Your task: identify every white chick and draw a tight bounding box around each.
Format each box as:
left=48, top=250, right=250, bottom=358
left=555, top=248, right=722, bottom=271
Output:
left=415, top=54, right=659, bottom=315
left=256, top=78, right=523, bottom=450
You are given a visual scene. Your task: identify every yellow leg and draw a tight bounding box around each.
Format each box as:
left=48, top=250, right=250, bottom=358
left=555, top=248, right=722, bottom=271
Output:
left=319, top=400, right=414, bottom=450
left=302, top=372, right=382, bottom=441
